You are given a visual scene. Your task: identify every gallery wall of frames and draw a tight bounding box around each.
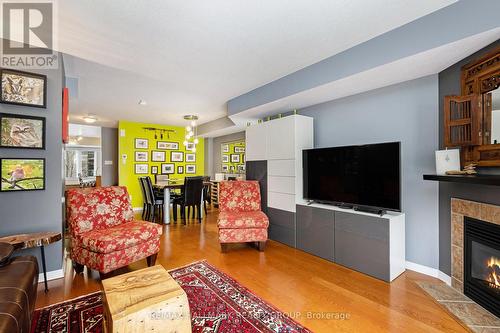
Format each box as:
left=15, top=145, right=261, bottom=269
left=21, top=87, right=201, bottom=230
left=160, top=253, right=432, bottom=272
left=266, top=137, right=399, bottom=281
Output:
left=118, top=120, right=205, bottom=208
left=0, top=68, right=49, bottom=192
left=220, top=140, right=245, bottom=173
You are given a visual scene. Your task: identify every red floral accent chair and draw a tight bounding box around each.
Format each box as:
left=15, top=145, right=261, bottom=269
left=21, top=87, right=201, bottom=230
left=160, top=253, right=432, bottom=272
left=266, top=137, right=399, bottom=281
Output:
left=66, top=186, right=162, bottom=276
left=217, top=181, right=269, bottom=252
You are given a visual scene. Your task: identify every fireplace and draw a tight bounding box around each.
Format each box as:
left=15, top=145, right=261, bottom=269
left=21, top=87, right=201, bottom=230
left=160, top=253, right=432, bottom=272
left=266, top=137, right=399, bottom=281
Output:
left=464, top=216, right=500, bottom=318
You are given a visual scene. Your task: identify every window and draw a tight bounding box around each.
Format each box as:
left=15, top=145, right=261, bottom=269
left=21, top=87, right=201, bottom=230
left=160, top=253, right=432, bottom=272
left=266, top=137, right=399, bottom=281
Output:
left=65, top=148, right=100, bottom=181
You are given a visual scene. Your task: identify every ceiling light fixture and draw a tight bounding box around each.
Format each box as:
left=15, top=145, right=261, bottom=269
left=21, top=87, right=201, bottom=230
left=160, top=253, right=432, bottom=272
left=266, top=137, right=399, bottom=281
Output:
left=183, top=115, right=199, bottom=151
left=83, top=114, right=97, bottom=123
left=138, top=99, right=147, bottom=106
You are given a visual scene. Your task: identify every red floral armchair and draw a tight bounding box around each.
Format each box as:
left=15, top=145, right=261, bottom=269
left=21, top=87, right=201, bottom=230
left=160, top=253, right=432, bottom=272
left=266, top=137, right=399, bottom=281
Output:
left=66, top=186, right=162, bottom=275
left=217, top=181, right=269, bottom=252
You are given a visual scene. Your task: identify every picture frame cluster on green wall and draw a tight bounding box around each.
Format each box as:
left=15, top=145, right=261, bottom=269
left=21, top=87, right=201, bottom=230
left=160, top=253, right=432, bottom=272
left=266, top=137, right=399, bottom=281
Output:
left=133, top=137, right=197, bottom=176
left=221, top=141, right=245, bottom=174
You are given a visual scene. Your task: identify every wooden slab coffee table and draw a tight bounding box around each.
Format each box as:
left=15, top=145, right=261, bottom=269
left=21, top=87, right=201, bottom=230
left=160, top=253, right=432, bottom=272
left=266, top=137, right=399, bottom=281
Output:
left=101, top=265, right=192, bottom=333
left=0, top=231, right=62, bottom=293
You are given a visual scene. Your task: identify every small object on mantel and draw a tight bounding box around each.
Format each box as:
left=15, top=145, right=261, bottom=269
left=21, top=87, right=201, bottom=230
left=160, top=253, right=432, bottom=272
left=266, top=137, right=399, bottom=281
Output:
left=445, top=163, right=478, bottom=175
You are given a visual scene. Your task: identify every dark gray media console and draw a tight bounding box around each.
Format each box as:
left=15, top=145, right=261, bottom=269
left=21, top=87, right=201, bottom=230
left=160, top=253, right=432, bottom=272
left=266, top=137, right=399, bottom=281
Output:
left=268, top=203, right=406, bottom=282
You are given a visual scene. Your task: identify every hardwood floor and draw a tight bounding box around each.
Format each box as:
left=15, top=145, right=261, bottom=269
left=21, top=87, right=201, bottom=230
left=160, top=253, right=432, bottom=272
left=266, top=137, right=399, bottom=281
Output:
left=36, top=208, right=467, bottom=332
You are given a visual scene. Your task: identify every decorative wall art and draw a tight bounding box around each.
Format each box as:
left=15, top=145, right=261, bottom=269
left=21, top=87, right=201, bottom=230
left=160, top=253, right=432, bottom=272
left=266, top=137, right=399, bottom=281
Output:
left=186, top=153, right=195, bottom=162
left=171, top=151, right=184, bottom=162
left=151, top=166, right=158, bottom=174
left=157, top=141, right=178, bottom=150
left=0, top=158, right=45, bottom=191
left=0, top=69, right=47, bottom=108
left=0, top=113, right=45, bottom=149
left=220, top=140, right=245, bottom=174
left=222, top=164, right=228, bottom=172
left=135, top=151, right=148, bottom=162
left=151, top=151, right=165, bottom=162
left=186, top=142, right=195, bottom=151
left=135, top=164, right=148, bottom=174
left=177, top=166, right=184, bottom=174
left=186, top=165, right=196, bottom=174
left=135, top=138, right=148, bottom=149
left=161, top=163, right=175, bottom=174
left=230, top=154, right=240, bottom=163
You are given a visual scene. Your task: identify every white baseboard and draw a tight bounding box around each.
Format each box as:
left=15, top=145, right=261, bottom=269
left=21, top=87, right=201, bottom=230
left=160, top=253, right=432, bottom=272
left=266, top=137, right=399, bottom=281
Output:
left=133, top=207, right=143, bottom=212
left=38, top=268, right=64, bottom=282
left=405, top=261, right=451, bottom=286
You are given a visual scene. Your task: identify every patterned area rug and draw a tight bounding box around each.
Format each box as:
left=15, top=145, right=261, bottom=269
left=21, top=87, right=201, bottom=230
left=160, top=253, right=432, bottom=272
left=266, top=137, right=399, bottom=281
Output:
left=31, top=260, right=311, bottom=333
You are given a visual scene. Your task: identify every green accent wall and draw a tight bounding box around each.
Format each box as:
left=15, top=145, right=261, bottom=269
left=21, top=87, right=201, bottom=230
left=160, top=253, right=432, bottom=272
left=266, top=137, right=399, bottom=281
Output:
left=118, top=120, right=204, bottom=208
left=221, top=140, right=245, bottom=173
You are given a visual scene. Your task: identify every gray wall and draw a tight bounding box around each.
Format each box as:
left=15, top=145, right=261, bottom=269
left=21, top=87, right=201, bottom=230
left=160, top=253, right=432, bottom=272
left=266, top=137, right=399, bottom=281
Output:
left=300, top=75, right=440, bottom=269
left=101, top=127, right=118, bottom=186
left=438, top=40, right=500, bottom=275
left=0, top=57, right=65, bottom=272
left=210, top=131, right=245, bottom=178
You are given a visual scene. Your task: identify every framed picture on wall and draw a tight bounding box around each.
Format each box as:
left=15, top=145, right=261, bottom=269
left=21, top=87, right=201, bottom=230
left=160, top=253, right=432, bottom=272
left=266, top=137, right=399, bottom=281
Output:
left=161, top=163, right=175, bottom=174
left=186, top=165, right=196, bottom=174
left=222, top=155, right=229, bottom=163
left=234, top=146, right=245, bottom=153
left=151, top=166, right=158, bottom=174
left=186, top=142, right=195, bottom=151
left=0, top=113, right=45, bottom=149
left=222, top=164, right=228, bottom=172
left=222, top=144, right=229, bottom=153
left=0, top=69, right=47, bottom=108
left=230, top=154, right=240, bottom=163
left=0, top=158, right=45, bottom=191
left=186, top=153, right=196, bottom=162
left=238, top=164, right=246, bottom=173
left=177, top=166, right=184, bottom=174
left=157, top=141, right=178, bottom=150
left=151, top=151, right=165, bottom=162
left=171, top=151, right=184, bottom=162
left=135, top=138, right=148, bottom=149
left=135, top=151, right=148, bottom=162
left=135, top=164, right=148, bottom=174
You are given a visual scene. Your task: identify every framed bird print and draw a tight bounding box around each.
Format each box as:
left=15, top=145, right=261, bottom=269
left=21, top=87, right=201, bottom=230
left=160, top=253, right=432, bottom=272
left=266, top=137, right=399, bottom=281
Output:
left=0, top=69, right=47, bottom=108
left=0, top=113, right=45, bottom=149
left=0, top=158, right=45, bottom=191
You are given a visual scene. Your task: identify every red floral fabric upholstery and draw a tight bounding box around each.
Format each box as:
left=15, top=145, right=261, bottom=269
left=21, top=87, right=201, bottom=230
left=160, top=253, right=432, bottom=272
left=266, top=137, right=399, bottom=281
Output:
left=218, top=211, right=269, bottom=229
left=71, top=240, right=160, bottom=273
left=75, top=221, right=162, bottom=253
left=66, top=186, right=161, bottom=273
left=217, top=181, right=269, bottom=247
left=66, top=186, right=134, bottom=237
left=219, top=228, right=268, bottom=243
left=219, top=181, right=261, bottom=212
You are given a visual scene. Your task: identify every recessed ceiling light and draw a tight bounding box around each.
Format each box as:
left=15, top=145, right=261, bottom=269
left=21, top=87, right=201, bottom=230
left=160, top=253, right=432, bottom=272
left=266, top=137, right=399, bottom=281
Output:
left=83, top=114, right=97, bottom=123
left=138, top=99, right=147, bottom=106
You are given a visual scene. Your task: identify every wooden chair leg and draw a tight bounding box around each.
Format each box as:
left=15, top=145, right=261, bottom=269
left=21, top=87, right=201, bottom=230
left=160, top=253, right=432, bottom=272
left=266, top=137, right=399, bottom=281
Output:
left=258, top=241, right=266, bottom=252
left=197, top=204, right=202, bottom=222
left=204, top=200, right=208, bottom=215
left=142, top=204, right=147, bottom=219
left=146, top=253, right=158, bottom=267
left=173, top=203, right=177, bottom=222
left=220, top=243, right=229, bottom=253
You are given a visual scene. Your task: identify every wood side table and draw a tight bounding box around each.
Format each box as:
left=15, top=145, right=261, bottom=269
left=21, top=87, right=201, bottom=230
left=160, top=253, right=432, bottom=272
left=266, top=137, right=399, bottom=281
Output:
left=0, top=232, right=62, bottom=292
left=101, top=265, right=192, bottom=332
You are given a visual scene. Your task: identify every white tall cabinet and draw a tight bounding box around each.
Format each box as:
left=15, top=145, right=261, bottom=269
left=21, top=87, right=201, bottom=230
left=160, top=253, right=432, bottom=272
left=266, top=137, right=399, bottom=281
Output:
left=246, top=115, right=314, bottom=246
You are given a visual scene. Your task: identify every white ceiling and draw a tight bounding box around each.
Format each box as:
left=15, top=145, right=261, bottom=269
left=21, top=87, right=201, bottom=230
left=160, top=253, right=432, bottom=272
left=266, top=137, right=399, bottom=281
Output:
left=59, top=0, right=456, bottom=127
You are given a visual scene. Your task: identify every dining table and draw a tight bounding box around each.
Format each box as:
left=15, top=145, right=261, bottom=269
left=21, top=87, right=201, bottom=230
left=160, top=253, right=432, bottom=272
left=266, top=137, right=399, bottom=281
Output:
left=154, top=180, right=211, bottom=224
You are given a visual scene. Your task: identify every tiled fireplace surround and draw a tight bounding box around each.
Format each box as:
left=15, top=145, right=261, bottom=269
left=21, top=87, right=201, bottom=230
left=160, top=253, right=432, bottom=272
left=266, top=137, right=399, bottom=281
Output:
left=450, top=198, right=500, bottom=292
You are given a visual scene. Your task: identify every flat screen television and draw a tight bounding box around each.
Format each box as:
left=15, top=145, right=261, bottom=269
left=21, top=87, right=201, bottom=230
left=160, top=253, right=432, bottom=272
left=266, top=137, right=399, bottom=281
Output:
left=303, top=142, right=401, bottom=212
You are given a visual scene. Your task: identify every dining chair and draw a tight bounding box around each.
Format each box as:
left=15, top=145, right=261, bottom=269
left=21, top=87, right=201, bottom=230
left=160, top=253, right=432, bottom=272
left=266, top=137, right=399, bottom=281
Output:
left=202, top=176, right=211, bottom=214
left=143, top=176, right=164, bottom=223
left=138, top=177, right=149, bottom=220
left=172, top=176, right=204, bottom=224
